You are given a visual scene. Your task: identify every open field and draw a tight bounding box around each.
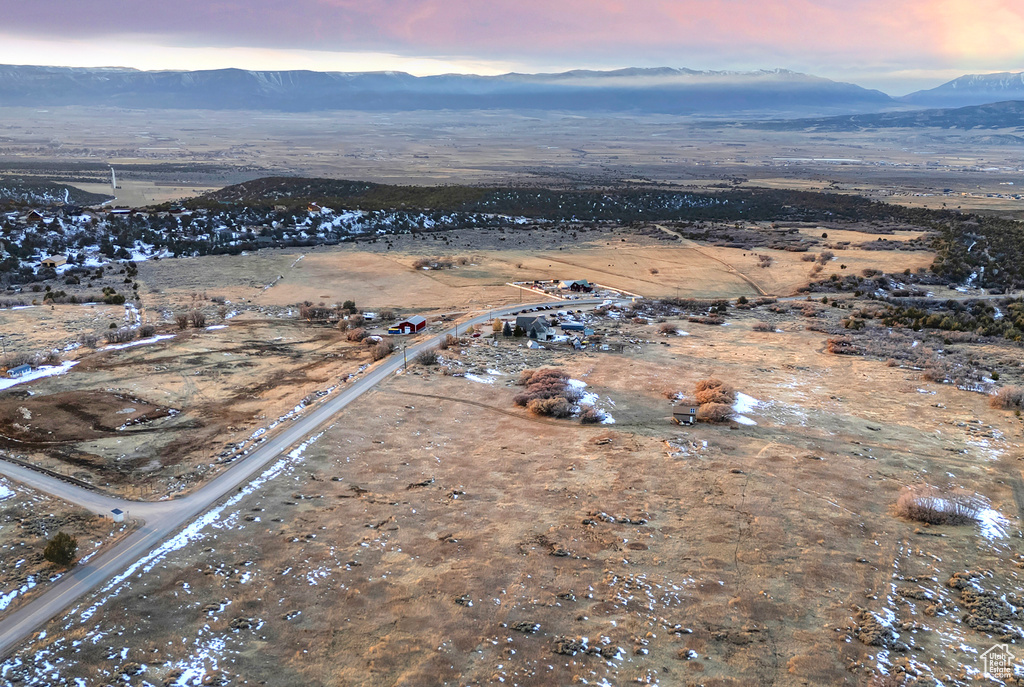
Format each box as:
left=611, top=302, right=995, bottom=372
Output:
left=69, top=180, right=221, bottom=208
left=2, top=107, right=1024, bottom=218
left=4, top=299, right=1022, bottom=685
left=0, top=222, right=938, bottom=503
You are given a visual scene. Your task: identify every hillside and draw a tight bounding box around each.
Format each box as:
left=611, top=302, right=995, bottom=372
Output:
left=737, top=100, right=1024, bottom=134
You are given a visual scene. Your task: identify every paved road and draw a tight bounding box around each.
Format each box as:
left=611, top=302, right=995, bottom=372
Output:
left=0, top=298, right=609, bottom=658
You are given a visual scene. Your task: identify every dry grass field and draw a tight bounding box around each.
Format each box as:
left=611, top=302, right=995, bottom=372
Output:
left=4, top=302, right=1022, bottom=686
left=2, top=107, right=1024, bottom=218
left=0, top=224, right=937, bottom=502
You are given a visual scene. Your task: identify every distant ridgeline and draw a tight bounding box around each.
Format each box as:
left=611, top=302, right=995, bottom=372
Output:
left=190, top=176, right=905, bottom=220
left=2, top=177, right=1023, bottom=291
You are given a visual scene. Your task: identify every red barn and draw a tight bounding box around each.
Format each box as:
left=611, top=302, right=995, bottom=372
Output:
left=390, top=315, right=426, bottom=335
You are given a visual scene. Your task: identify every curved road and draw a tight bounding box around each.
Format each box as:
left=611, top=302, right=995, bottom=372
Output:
left=0, top=298, right=609, bottom=658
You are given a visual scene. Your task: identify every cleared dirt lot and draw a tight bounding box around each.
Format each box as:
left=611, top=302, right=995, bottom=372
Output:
left=5, top=305, right=1022, bottom=686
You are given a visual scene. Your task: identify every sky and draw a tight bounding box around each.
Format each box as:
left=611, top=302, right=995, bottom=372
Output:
left=1, top=0, right=1023, bottom=94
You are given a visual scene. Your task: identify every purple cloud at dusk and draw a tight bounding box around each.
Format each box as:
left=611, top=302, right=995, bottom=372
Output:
left=1, top=0, right=1023, bottom=92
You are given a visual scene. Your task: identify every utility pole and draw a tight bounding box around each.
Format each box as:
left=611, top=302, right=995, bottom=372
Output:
left=403, top=345, right=407, bottom=370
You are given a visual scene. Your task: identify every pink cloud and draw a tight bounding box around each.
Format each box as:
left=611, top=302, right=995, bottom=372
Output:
left=2, top=0, right=1022, bottom=77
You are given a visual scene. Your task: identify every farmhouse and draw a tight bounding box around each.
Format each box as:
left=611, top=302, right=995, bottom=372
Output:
left=7, top=364, right=32, bottom=378
left=516, top=315, right=555, bottom=341
left=41, top=256, right=67, bottom=269
left=560, top=279, right=593, bottom=293
left=673, top=404, right=699, bottom=425
left=389, top=315, right=426, bottom=335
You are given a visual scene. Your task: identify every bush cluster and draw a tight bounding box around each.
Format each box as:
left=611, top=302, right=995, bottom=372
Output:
left=175, top=310, right=207, bottom=330
left=513, top=368, right=580, bottom=415
left=104, top=327, right=137, bottom=344
left=693, top=378, right=735, bottom=423
left=695, top=378, right=735, bottom=405
left=371, top=339, right=394, bottom=361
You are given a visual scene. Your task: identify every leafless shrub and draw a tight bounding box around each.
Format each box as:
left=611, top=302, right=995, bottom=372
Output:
left=210, top=295, right=226, bottom=304
left=514, top=368, right=575, bottom=408
left=299, top=305, right=337, bottom=322
left=826, top=336, right=858, bottom=355
left=416, top=349, right=439, bottom=366
left=187, top=310, right=206, bottom=328
left=139, top=324, right=156, bottom=338
left=695, top=378, right=735, bottom=405
left=752, top=321, right=773, bottom=332
left=438, top=334, right=459, bottom=350
left=579, top=407, right=604, bottom=424
left=412, top=256, right=454, bottom=270
left=1, top=352, right=35, bottom=369
left=800, top=254, right=816, bottom=262
left=346, top=327, right=366, bottom=342
left=757, top=254, right=773, bottom=268
left=894, top=485, right=981, bottom=526
left=175, top=313, right=189, bottom=330
left=379, top=310, right=395, bottom=321
left=920, top=364, right=947, bottom=383
left=336, top=319, right=350, bottom=332
left=104, top=327, right=137, bottom=344
left=78, top=333, right=99, bottom=348
left=659, top=323, right=679, bottom=335
left=649, top=267, right=659, bottom=275
left=696, top=403, right=732, bottom=423
left=817, top=251, right=834, bottom=264
left=687, top=315, right=724, bottom=326
left=527, top=396, right=571, bottom=418
left=371, top=340, right=394, bottom=361
left=990, top=386, right=1024, bottom=410
left=349, top=313, right=365, bottom=327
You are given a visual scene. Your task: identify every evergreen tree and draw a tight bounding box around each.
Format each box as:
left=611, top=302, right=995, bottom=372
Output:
left=43, top=531, right=78, bottom=567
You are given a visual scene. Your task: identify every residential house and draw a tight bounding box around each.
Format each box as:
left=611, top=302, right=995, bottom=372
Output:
left=516, top=315, right=555, bottom=341
left=7, top=364, right=32, bottom=378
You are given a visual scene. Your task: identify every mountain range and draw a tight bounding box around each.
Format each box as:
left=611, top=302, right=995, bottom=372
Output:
left=0, top=64, right=1022, bottom=117
left=0, top=65, right=891, bottom=115
left=902, top=72, right=1024, bottom=108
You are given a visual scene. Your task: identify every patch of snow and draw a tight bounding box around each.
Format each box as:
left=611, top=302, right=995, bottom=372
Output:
left=463, top=374, right=495, bottom=384
left=103, top=334, right=174, bottom=351
left=733, top=392, right=760, bottom=414
left=977, top=507, right=1010, bottom=541
left=734, top=415, right=758, bottom=426
left=206, top=325, right=227, bottom=331
left=0, top=483, right=12, bottom=501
